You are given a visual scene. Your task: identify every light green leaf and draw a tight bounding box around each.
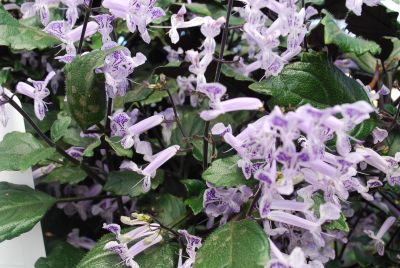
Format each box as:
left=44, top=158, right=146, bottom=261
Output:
left=63, top=128, right=96, bottom=147
left=0, top=182, right=56, bottom=241
left=104, top=170, right=164, bottom=198
left=154, top=194, right=186, bottom=226
left=0, top=132, right=56, bottom=171
left=194, top=220, right=270, bottom=268
left=105, top=136, right=133, bottom=158
left=65, top=48, right=121, bottom=129
left=135, top=243, right=178, bottom=268
left=0, top=5, right=59, bottom=50
left=321, top=11, right=381, bottom=55
left=249, top=53, right=377, bottom=140
left=40, top=166, right=87, bottom=184
left=384, top=37, right=400, bottom=69
left=35, top=241, right=85, bottom=268
left=83, top=139, right=102, bottom=157
left=51, top=115, right=72, bottom=142
left=202, top=155, right=252, bottom=187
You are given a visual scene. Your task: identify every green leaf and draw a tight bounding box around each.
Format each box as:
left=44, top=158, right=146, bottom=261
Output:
left=186, top=3, right=212, bottom=16
left=221, top=64, right=255, bottom=82
left=384, top=37, right=400, bottom=69
left=65, top=48, right=121, bottom=129
left=182, top=179, right=206, bottom=215
left=135, top=243, right=178, bottom=268
left=0, top=5, right=59, bottom=50
left=35, top=241, right=85, bottom=268
left=345, top=52, right=376, bottom=74
left=40, top=166, right=87, bottom=184
left=83, top=139, right=102, bottom=157
left=191, top=139, right=213, bottom=163
left=104, top=170, right=164, bottom=198
left=312, top=193, right=349, bottom=232
left=171, top=108, right=204, bottom=148
left=23, top=103, right=58, bottom=133
left=51, top=115, right=72, bottom=142
left=0, top=182, right=56, bottom=241
left=77, top=232, right=176, bottom=268
left=249, top=52, right=376, bottom=139
left=105, top=136, right=133, bottom=158
left=154, top=194, right=186, bottom=226
left=76, top=233, right=125, bottom=268
left=321, top=11, right=381, bottom=55
left=202, top=155, right=252, bottom=187
left=385, top=132, right=400, bottom=157
left=194, top=220, right=270, bottom=268
left=63, top=128, right=95, bottom=147
left=0, top=131, right=56, bottom=171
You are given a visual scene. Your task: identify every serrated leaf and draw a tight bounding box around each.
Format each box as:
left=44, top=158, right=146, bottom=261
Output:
left=0, top=182, right=56, bottom=241
left=83, top=139, right=102, bottom=157
left=39, top=166, right=87, bottom=184
left=194, top=220, right=270, bottom=268
left=154, top=194, right=186, bottom=226
left=105, top=136, right=133, bottom=158
left=77, top=232, right=176, bottom=268
left=35, top=241, right=85, bottom=268
left=202, top=155, right=252, bottom=187
left=65, top=48, right=121, bottom=129
left=249, top=53, right=377, bottom=139
left=0, top=5, right=59, bottom=50
left=321, top=11, right=381, bottom=55
left=104, top=170, right=164, bottom=198
left=0, top=131, right=56, bottom=171
left=51, top=115, right=72, bottom=142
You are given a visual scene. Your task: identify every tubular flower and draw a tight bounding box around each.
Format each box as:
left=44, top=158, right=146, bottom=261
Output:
left=364, top=216, right=396, bottom=256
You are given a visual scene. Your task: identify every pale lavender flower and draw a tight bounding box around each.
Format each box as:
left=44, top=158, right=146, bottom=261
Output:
left=61, top=0, right=85, bottom=26
left=110, top=110, right=139, bottom=137
left=168, top=4, right=204, bottom=44
left=203, top=184, right=252, bottom=227
left=67, top=228, right=96, bottom=250
left=160, top=108, right=175, bottom=145
left=120, top=145, right=180, bottom=192
left=66, top=146, right=84, bottom=160
left=33, top=164, right=56, bottom=179
left=92, top=14, right=115, bottom=47
left=164, top=46, right=183, bottom=62
left=177, top=230, right=202, bottom=268
left=372, top=127, right=388, bottom=144
left=120, top=114, right=164, bottom=149
left=175, top=75, right=197, bottom=106
left=346, top=0, right=380, bottom=16
left=16, top=71, right=55, bottom=120
left=102, top=0, right=166, bottom=43
left=364, top=216, right=396, bottom=256
left=20, top=0, right=60, bottom=26
left=103, top=214, right=162, bottom=268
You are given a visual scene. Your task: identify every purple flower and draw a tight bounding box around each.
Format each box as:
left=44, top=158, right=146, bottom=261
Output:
left=120, top=145, right=180, bottom=192
left=67, top=228, right=96, bottom=250
left=372, top=127, right=388, bottom=144
left=16, top=71, right=55, bottom=120
left=364, top=216, right=396, bottom=256
left=177, top=230, right=202, bottom=268
left=103, top=214, right=162, bottom=268
left=21, top=0, right=60, bottom=26
left=203, top=185, right=252, bottom=227
left=92, top=14, right=115, bottom=46
left=167, top=5, right=204, bottom=44
left=61, top=0, right=85, bottom=27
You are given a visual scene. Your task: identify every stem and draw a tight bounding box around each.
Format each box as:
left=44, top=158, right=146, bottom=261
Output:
left=246, top=185, right=262, bottom=218
left=56, top=194, right=119, bottom=203
left=166, top=88, right=187, bottom=138
left=4, top=94, right=104, bottom=185
left=202, top=0, right=234, bottom=170
left=77, top=0, right=94, bottom=54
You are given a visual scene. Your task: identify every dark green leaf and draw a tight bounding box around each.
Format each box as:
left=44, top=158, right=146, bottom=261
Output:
left=171, top=108, right=204, bottom=148
left=51, top=115, right=72, bottom=142
left=385, top=132, right=400, bottom=157
left=63, top=128, right=95, bottom=147
left=181, top=179, right=206, bottom=196
left=35, top=241, right=85, bottom=268
left=202, top=155, right=252, bottom=187
left=0, top=132, right=56, bottom=171
left=65, top=48, right=121, bottom=129
left=0, top=182, right=56, bottom=241
left=136, top=243, right=178, bottom=268
left=83, top=139, right=102, bottom=157
left=185, top=196, right=204, bottom=215
left=154, top=194, right=186, bottom=226
left=321, top=11, right=381, bottom=55
left=191, top=139, right=213, bottom=163
left=0, top=5, right=59, bottom=50
left=104, top=170, right=164, bottom=198
left=194, top=220, right=270, bottom=268
left=40, top=166, right=87, bottom=184
left=182, top=179, right=206, bottom=215
left=248, top=53, right=376, bottom=139
left=105, top=136, right=133, bottom=158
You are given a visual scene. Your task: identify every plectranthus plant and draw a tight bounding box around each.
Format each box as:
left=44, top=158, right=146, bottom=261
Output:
left=0, top=0, right=400, bottom=267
